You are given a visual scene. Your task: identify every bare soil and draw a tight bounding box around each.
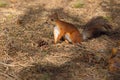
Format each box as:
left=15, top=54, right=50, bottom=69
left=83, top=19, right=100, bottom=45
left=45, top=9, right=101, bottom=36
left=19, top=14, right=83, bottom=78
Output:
left=0, top=0, right=120, bottom=80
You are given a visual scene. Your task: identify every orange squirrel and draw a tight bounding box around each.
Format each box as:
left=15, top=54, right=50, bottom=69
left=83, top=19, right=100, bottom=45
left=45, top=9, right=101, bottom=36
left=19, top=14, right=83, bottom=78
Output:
left=46, top=13, right=112, bottom=44
left=46, top=13, right=82, bottom=44
left=82, top=16, right=112, bottom=40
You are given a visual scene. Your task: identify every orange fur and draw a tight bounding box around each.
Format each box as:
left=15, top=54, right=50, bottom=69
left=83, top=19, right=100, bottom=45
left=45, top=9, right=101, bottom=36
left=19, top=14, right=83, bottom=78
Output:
left=47, top=13, right=82, bottom=44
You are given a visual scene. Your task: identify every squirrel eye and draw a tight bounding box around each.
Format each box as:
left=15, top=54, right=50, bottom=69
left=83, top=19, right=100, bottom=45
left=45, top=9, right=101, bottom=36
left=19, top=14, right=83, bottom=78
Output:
left=51, top=19, right=54, bottom=21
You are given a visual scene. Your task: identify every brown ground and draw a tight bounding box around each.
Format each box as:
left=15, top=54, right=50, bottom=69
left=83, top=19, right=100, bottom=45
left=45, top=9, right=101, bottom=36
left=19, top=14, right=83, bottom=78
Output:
left=0, top=0, right=120, bottom=80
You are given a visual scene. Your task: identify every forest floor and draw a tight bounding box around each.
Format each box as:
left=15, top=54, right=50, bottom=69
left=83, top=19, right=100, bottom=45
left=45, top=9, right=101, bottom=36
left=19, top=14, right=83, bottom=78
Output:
left=0, top=0, right=120, bottom=80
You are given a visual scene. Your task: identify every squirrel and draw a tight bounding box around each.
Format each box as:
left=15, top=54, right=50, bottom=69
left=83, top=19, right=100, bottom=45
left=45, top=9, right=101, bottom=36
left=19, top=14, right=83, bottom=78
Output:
left=82, top=16, right=112, bottom=40
left=46, top=13, right=112, bottom=44
left=46, top=12, right=82, bottom=44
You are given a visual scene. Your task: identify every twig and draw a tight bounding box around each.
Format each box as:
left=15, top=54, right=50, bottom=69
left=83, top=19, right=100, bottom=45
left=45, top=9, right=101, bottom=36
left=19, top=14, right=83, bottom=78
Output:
left=0, top=62, right=34, bottom=67
left=0, top=72, right=16, bottom=80
left=0, top=62, right=18, bottom=67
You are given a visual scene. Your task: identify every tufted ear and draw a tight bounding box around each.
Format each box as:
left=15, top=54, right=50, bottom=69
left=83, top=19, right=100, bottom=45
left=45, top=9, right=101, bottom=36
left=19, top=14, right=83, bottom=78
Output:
left=52, top=12, right=58, bottom=19
left=49, top=12, right=59, bottom=20
left=53, top=12, right=58, bottom=17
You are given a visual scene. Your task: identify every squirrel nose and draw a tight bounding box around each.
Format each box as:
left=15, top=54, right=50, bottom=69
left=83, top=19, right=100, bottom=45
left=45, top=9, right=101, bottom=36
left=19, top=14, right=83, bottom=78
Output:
left=44, top=19, right=49, bottom=24
left=44, top=21, right=48, bottom=24
left=42, top=20, right=49, bottom=27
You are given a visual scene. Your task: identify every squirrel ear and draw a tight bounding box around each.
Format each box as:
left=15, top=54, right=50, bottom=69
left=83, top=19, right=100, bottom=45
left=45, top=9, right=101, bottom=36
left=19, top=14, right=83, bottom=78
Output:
left=53, top=12, right=58, bottom=17
left=51, top=12, right=58, bottom=19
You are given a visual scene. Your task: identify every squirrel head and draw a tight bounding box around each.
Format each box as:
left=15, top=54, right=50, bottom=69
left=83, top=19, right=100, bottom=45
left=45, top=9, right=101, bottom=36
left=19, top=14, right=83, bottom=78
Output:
left=46, top=12, right=59, bottom=25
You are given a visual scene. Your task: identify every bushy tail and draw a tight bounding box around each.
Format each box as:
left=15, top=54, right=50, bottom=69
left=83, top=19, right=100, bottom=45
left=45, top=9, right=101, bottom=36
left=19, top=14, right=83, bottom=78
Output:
left=103, top=23, right=112, bottom=32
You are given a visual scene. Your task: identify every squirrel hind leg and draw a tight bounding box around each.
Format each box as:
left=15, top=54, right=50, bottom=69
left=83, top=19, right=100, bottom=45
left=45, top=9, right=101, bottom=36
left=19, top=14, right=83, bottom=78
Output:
left=65, top=33, right=72, bottom=43
left=70, top=32, right=82, bottom=44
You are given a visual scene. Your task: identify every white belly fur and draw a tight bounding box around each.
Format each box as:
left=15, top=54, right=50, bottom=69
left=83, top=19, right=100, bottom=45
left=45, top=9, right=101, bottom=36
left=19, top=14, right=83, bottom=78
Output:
left=54, top=26, right=60, bottom=40
left=54, top=26, right=72, bottom=43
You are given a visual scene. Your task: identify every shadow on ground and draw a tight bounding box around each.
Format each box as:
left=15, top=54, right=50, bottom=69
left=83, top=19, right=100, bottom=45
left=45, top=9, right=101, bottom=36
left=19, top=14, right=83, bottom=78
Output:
left=3, top=1, right=120, bottom=80
left=18, top=51, right=108, bottom=80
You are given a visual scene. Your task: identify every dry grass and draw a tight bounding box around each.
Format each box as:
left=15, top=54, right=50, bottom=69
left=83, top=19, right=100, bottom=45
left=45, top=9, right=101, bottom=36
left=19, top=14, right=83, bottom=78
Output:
left=0, top=0, right=120, bottom=80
